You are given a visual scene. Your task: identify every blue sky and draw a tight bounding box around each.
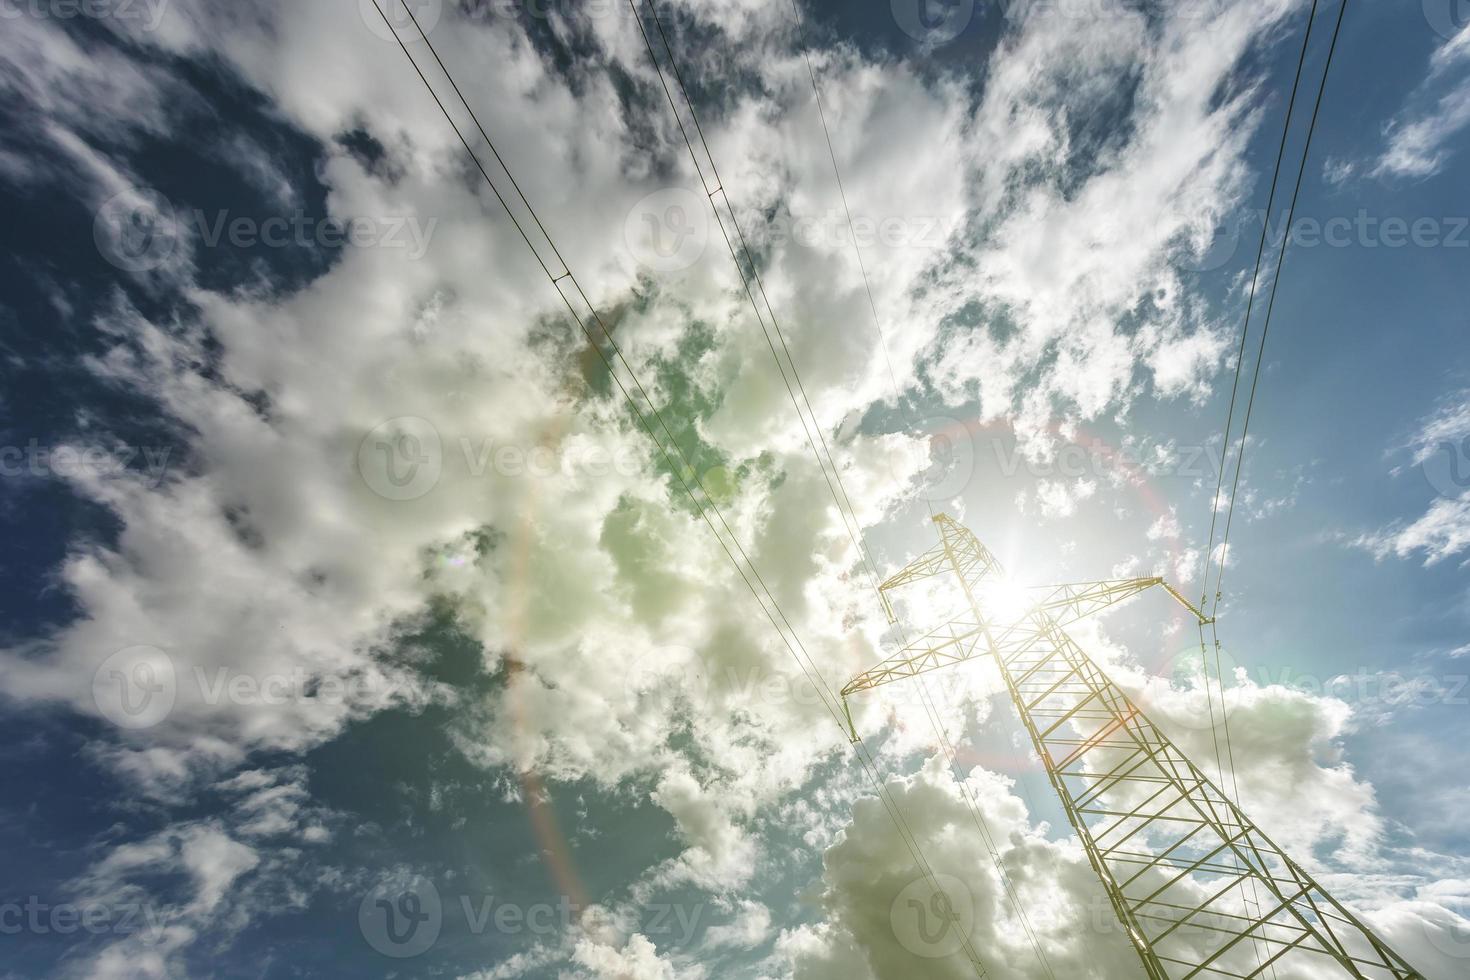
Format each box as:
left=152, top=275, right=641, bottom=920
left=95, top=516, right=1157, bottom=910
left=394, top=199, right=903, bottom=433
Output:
left=1, top=1, right=1469, bottom=978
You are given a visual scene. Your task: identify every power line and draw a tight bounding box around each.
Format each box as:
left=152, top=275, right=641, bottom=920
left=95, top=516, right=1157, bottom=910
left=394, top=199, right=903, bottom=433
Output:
left=367, top=2, right=987, bottom=974
left=1190, top=9, right=1321, bottom=968
left=783, top=3, right=1059, bottom=975
left=1199, top=0, right=1349, bottom=801
left=628, top=1, right=1050, bottom=972
left=625, top=3, right=991, bottom=972
left=626, top=0, right=897, bottom=617
left=1191, top=5, right=1346, bottom=973
left=1200, top=0, right=1322, bottom=588
left=1212, top=0, right=1349, bottom=610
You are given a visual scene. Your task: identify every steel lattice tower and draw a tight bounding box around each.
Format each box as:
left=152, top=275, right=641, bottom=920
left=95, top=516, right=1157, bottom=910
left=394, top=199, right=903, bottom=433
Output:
left=842, top=515, right=1423, bottom=979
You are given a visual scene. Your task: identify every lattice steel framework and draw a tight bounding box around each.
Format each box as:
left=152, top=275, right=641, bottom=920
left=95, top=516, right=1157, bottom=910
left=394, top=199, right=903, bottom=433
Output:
left=843, top=514, right=1423, bottom=980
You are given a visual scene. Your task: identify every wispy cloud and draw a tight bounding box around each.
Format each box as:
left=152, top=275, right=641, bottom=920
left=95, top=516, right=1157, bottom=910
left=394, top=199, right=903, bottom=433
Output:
left=1373, top=25, right=1470, bottom=179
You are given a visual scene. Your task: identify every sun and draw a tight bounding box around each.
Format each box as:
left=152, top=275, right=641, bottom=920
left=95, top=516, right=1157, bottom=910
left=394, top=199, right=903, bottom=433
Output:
left=976, top=576, right=1036, bottom=626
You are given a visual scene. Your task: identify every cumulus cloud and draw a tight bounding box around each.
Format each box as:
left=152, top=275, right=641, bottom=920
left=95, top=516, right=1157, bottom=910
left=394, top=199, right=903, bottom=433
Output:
left=779, top=757, right=1142, bottom=979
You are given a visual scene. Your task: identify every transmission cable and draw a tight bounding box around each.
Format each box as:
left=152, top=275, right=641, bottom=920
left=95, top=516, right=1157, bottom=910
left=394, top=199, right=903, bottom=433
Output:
left=625, top=4, right=991, bottom=973
left=782, top=2, right=1058, bottom=975
left=1194, top=4, right=1348, bottom=975
left=1193, top=0, right=1322, bottom=865
left=627, top=0, right=893, bottom=614
left=629, top=1, right=1050, bottom=972
left=1211, top=0, right=1349, bottom=617
left=1200, top=0, right=1348, bottom=803
left=367, top=2, right=988, bottom=974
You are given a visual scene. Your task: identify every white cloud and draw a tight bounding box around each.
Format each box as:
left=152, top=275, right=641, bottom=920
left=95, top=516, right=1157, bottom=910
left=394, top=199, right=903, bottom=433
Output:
left=1375, top=86, right=1470, bottom=179
left=1398, top=389, right=1470, bottom=471
left=1373, top=25, right=1470, bottom=179
left=1356, top=493, right=1470, bottom=566
left=701, top=900, right=772, bottom=951
left=779, top=756, right=1143, bottom=979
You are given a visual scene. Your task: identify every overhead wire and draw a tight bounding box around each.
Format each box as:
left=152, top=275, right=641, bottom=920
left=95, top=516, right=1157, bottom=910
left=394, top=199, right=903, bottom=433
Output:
left=625, top=3, right=992, bottom=972
left=625, top=0, right=892, bottom=613
left=782, top=1, right=1058, bottom=975
left=1211, top=0, right=1349, bottom=615
left=1194, top=3, right=1349, bottom=975
left=628, top=0, right=1050, bottom=971
left=367, top=2, right=987, bottom=974
left=1199, top=0, right=1349, bottom=801
left=1196, top=0, right=1320, bottom=796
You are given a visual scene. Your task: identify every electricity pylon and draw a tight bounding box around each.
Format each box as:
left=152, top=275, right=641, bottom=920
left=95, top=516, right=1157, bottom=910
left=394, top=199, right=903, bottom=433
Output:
left=843, top=514, right=1423, bottom=980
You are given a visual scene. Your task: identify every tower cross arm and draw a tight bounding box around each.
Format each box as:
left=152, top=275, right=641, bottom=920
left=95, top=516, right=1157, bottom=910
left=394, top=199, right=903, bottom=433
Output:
left=1027, top=577, right=1213, bottom=628
left=876, top=542, right=957, bottom=593
left=840, top=615, right=987, bottom=697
